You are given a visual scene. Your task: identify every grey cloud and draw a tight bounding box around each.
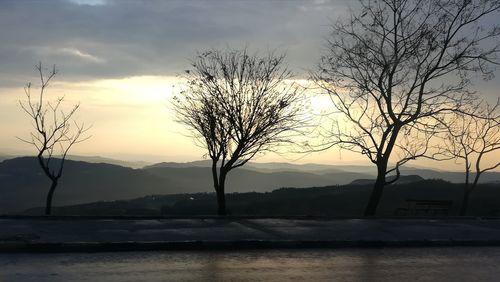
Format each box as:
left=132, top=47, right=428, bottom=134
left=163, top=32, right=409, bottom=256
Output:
left=0, top=0, right=348, bottom=85
left=0, top=0, right=497, bottom=101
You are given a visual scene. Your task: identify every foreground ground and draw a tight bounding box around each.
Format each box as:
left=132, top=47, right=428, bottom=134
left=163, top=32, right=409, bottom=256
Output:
left=1, top=247, right=500, bottom=282
left=1, top=217, right=500, bottom=251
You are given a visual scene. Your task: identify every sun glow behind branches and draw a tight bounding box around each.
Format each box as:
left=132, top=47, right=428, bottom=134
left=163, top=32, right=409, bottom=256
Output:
left=0, top=75, right=498, bottom=169
left=0, top=75, right=359, bottom=164
left=0, top=76, right=205, bottom=162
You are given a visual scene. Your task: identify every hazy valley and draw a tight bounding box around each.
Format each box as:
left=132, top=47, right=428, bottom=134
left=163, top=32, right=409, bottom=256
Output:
left=1, top=156, right=498, bottom=215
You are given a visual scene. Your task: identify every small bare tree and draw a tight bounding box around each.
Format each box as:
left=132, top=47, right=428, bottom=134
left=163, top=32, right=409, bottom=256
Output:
left=19, top=63, right=90, bottom=215
left=442, top=99, right=500, bottom=215
left=313, top=0, right=500, bottom=215
left=173, top=48, right=308, bottom=215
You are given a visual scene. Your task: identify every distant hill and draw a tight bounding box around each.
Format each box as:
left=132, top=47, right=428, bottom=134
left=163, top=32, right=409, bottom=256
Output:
left=146, top=160, right=500, bottom=183
left=145, top=160, right=357, bottom=174
left=144, top=160, right=213, bottom=169
left=395, top=167, right=500, bottom=183
left=66, top=155, right=152, bottom=169
left=0, top=157, right=174, bottom=214
left=0, top=154, right=151, bottom=169
left=0, top=157, right=371, bottom=214
left=349, top=175, right=425, bottom=186
left=143, top=165, right=371, bottom=193
left=2, top=156, right=499, bottom=215
left=0, top=154, right=13, bottom=162
left=21, top=180, right=500, bottom=217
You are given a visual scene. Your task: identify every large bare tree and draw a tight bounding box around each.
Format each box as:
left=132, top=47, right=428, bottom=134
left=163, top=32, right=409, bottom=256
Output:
left=313, top=0, right=500, bottom=215
left=173, top=49, right=308, bottom=215
left=442, top=99, right=499, bottom=215
left=19, top=63, right=90, bottom=215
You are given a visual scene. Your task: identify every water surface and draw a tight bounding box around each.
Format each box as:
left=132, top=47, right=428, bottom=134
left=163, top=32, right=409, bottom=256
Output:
left=1, top=247, right=499, bottom=281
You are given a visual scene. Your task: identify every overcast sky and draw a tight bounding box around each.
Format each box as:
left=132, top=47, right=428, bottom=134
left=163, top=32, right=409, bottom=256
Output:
left=0, top=0, right=498, bottom=168
left=0, top=0, right=352, bottom=86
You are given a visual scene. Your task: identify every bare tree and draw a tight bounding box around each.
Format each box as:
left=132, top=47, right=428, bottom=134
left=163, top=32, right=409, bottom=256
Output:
left=19, top=63, right=90, bottom=215
left=173, top=48, right=308, bottom=215
left=313, top=0, right=500, bottom=215
left=442, top=99, right=500, bottom=215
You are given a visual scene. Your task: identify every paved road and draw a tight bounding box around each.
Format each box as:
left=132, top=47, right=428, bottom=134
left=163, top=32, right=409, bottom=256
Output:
left=1, top=218, right=500, bottom=251
left=1, top=247, right=500, bottom=281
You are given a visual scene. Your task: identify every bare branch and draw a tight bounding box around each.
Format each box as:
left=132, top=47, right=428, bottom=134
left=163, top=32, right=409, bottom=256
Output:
left=311, top=0, right=500, bottom=215
left=173, top=48, right=310, bottom=215
left=18, top=63, right=91, bottom=215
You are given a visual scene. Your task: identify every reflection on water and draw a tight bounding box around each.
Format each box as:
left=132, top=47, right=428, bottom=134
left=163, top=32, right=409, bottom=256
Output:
left=1, top=247, right=500, bottom=282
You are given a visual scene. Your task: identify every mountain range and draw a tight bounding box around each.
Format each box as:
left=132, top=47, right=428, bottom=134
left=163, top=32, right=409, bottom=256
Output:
left=0, top=156, right=499, bottom=214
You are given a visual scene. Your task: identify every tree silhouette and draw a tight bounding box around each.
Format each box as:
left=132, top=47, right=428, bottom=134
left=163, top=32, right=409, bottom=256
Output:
left=174, top=48, right=308, bottom=215
left=441, top=99, right=499, bottom=215
left=313, top=0, right=500, bottom=215
left=19, top=63, right=90, bottom=215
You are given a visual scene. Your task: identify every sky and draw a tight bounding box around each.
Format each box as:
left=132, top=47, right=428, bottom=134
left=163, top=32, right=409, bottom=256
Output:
left=0, top=0, right=498, bottom=170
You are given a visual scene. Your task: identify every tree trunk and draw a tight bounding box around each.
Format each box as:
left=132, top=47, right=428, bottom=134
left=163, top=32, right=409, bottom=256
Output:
left=45, top=179, right=58, bottom=215
left=460, top=173, right=479, bottom=216
left=211, top=160, right=227, bottom=216
left=216, top=189, right=226, bottom=216
left=216, top=171, right=227, bottom=216
left=459, top=188, right=471, bottom=216
left=364, top=163, right=387, bottom=216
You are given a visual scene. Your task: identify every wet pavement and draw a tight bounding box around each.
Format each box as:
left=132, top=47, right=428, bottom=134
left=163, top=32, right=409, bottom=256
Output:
left=1, top=247, right=500, bottom=281
left=1, top=217, right=500, bottom=251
